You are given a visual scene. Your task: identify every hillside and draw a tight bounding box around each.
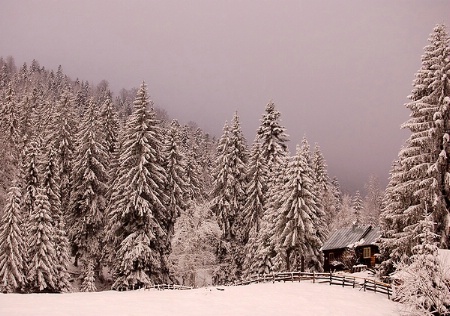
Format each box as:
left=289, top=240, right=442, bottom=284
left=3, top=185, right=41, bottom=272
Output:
left=0, top=281, right=400, bottom=316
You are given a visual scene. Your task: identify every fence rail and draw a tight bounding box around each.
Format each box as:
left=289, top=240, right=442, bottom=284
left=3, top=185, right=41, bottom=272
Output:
left=231, top=271, right=392, bottom=299
left=149, top=284, right=193, bottom=291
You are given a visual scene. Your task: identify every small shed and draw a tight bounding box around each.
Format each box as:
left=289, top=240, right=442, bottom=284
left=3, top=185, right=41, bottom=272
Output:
left=321, top=225, right=381, bottom=271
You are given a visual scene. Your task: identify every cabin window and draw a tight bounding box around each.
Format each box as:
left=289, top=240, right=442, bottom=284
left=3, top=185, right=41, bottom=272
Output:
left=363, top=247, right=371, bottom=259
left=329, top=252, right=335, bottom=261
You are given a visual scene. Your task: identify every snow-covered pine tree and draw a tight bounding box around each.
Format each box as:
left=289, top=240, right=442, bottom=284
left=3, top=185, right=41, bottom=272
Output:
left=352, top=190, right=363, bottom=225
left=47, top=87, right=78, bottom=221
left=245, top=102, right=290, bottom=276
left=273, top=144, right=323, bottom=272
left=105, top=82, right=169, bottom=290
left=20, top=139, right=41, bottom=220
left=0, top=83, right=20, bottom=152
left=211, top=112, right=248, bottom=283
left=0, top=63, right=9, bottom=89
left=380, top=159, right=411, bottom=274
left=27, top=188, right=59, bottom=293
left=0, top=185, right=27, bottom=293
left=250, top=154, right=289, bottom=276
left=331, top=177, right=342, bottom=209
left=329, top=194, right=355, bottom=231
left=0, top=83, right=19, bottom=210
left=380, top=24, right=450, bottom=271
left=242, top=138, right=267, bottom=242
left=179, top=124, right=204, bottom=202
left=300, top=139, right=327, bottom=269
left=312, top=144, right=337, bottom=227
left=227, top=112, right=248, bottom=239
left=192, top=127, right=215, bottom=189
left=211, top=117, right=245, bottom=241
left=402, top=24, right=450, bottom=247
left=256, top=101, right=289, bottom=172
left=28, top=87, right=48, bottom=138
left=394, top=208, right=450, bottom=315
left=41, top=146, right=71, bottom=292
left=69, top=98, right=109, bottom=291
left=17, top=94, right=35, bottom=149
left=363, top=175, right=383, bottom=225
left=99, top=95, right=119, bottom=156
left=80, top=258, right=97, bottom=292
left=162, top=120, right=189, bottom=248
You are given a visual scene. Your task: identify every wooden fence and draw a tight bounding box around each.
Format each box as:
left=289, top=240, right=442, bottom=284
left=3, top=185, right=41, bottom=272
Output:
left=231, top=271, right=392, bottom=299
left=149, top=284, right=193, bottom=291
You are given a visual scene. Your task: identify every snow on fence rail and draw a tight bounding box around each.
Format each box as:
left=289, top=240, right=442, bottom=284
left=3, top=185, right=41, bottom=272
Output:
left=149, top=284, right=193, bottom=291
left=231, top=271, right=392, bottom=299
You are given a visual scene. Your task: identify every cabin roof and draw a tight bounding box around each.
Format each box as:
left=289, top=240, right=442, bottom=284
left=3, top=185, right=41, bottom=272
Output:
left=321, top=225, right=381, bottom=251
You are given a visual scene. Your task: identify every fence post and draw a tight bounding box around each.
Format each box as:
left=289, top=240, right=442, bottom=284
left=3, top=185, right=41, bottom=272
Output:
left=329, top=272, right=332, bottom=285
left=363, top=279, right=366, bottom=292
left=342, top=276, right=345, bottom=287
left=313, top=271, right=315, bottom=284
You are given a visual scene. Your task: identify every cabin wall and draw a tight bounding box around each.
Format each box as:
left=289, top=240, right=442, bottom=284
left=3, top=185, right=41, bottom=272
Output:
left=323, top=245, right=380, bottom=271
left=355, top=245, right=380, bottom=268
left=323, top=249, right=346, bottom=271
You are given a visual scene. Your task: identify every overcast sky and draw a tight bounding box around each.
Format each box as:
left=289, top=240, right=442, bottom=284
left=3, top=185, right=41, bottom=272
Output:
left=1, top=1, right=449, bottom=194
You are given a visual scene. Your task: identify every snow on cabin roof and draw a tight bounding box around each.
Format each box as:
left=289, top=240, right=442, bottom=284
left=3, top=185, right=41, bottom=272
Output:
left=321, top=225, right=381, bottom=251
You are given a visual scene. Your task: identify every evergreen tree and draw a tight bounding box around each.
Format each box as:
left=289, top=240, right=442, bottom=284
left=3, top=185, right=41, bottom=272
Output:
left=41, top=146, right=71, bottom=292
left=27, top=188, right=59, bottom=293
left=21, top=139, right=41, bottom=220
left=0, top=83, right=20, bottom=152
left=210, top=112, right=248, bottom=283
left=247, top=101, right=290, bottom=276
left=300, top=139, right=327, bottom=268
left=242, top=139, right=267, bottom=242
left=352, top=190, right=363, bottom=225
left=250, top=155, right=289, bottom=275
left=380, top=159, right=410, bottom=274
left=312, top=144, right=337, bottom=227
left=211, top=122, right=232, bottom=240
left=47, top=87, right=77, bottom=221
left=0, top=185, right=26, bottom=293
left=256, top=101, right=289, bottom=172
left=331, top=177, right=342, bottom=209
left=0, top=84, right=19, bottom=210
left=80, top=258, right=97, bottom=292
left=69, top=98, right=108, bottom=291
left=394, top=209, right=450, bottom=315
left=163, top=120, right=189, bottom=246
left=105, top=82, right=169, bottom=290
left=363, top=175, right=383, bottom=225
left=99, top=95, right=119, bottom=156
left=0, top=63, right=9, bottom=88
left=381, top=24, right=450, bottom=272
left=274, top=145, right=323, bottom=272
left=180, top=124, right=204, bottom=202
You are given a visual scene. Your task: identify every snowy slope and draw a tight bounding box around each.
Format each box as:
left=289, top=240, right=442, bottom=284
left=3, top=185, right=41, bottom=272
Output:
left=0, top=281, right=400, bottom=316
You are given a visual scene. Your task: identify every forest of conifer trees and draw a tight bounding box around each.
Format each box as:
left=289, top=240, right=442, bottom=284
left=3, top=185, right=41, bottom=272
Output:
left=0, top=56, right=346, bottom=292
left=0, top=22, right=449, bottom=316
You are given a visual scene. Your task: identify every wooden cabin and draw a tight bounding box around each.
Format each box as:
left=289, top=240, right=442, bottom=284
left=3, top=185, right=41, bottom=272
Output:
left=321, top=225, right=381, bottom=272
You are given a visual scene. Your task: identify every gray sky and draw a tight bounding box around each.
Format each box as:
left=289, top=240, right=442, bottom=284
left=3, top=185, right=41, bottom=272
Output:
left=1, top=1, right=449, bottom=193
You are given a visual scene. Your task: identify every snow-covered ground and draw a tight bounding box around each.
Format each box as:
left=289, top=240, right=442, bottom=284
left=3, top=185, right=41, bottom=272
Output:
left=0, top=281, right=401, bottom=316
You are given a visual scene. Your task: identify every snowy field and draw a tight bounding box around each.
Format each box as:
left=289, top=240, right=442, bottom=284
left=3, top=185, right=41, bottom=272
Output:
left=0, top=281, right=401, bottom=316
